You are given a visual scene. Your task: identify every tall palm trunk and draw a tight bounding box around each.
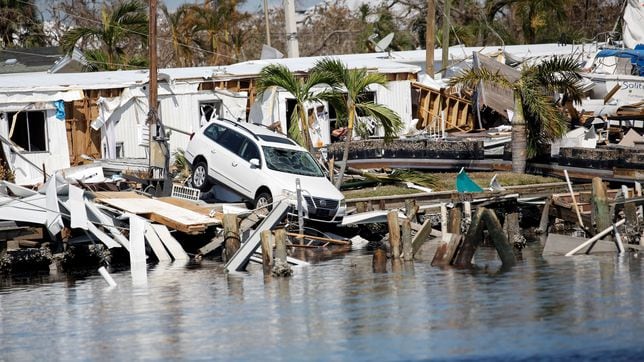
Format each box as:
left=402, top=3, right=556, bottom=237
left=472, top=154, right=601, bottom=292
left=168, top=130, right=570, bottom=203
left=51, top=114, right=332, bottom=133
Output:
left=511, top=91, right=527, bottom=173
left=297, top=106, right=312, bottom=152
left=334, top=103, right=355, bottom=188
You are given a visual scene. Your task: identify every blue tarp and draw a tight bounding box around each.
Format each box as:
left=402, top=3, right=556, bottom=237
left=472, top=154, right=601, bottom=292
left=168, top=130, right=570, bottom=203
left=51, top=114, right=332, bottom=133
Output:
left=596, top=45, right=644, bottom=76
left=456, top=169, right=483, bottom=193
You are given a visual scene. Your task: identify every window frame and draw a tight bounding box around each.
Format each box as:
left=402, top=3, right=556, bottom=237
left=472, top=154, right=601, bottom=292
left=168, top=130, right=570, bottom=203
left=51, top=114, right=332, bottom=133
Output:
left=3, top=110, right=49, bottom=153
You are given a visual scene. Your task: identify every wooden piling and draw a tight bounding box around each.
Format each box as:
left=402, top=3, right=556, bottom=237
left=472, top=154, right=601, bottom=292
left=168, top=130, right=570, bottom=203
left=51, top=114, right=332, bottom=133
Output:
left=504, top=209, right=520, bottom=248
left=538, top=196, right=552, bottom=234
left=453, top=207, right=485, bottom=267
left=448, top=205, right=462, bottom=234
left=372, top=247, right=387, bottom=273
left=405, top=199, right=418, bottom=221
left=387, top=210, right=401, bottom=258
left=274, top=228, right=287, bottom=263
left=223, top=214, right=240, bottom=262
left=272, top=228, right=292, bottom=277
left=591, top=177, right=610, bottom=236
left=260, top=230, right=273, bottom=275
left=431, top=233, right=462, bottom=267
left=453, top=207, right=516, bottom=267
left=402, top=219, right=413, bottom=261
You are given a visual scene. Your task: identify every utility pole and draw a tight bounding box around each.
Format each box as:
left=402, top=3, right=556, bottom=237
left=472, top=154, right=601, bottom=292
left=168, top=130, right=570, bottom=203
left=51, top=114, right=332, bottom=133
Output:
left=283, top=0, right=299, bottom=58
left=148, top=0, right=170, bottom=196
left=264, top=0, right=271, bottom=46
left=426, top=0, right=435, bottom=77
left=441, top=0, right=451, bottom=78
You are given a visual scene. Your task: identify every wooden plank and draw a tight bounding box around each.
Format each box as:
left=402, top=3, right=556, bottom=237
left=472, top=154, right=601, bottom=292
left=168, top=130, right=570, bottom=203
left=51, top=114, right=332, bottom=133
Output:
left=150, top=224, right=189, bottom=261
left=144, top=223, right=172, bottom=261
left=97, top=198, right=218, bottom=233
left=411, top=218, right=434, bottom=256
left=158, top=197, right=222, bottom=222
left=94, top=191, right=149, bottom=200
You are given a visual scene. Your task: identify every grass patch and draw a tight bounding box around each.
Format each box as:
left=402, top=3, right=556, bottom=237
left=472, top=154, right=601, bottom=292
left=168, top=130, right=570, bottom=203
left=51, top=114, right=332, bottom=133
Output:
left=343, top=171, right=560, bottom=199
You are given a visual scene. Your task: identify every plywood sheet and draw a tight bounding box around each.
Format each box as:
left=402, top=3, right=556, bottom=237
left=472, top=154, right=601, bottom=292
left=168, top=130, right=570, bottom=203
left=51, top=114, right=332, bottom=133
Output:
left=97, top=198, right=218, bottom=233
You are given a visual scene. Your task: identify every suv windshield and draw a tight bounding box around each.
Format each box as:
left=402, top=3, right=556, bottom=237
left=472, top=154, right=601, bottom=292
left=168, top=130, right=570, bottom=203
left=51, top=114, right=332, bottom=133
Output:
left=263, top=146, right=324, bottom=177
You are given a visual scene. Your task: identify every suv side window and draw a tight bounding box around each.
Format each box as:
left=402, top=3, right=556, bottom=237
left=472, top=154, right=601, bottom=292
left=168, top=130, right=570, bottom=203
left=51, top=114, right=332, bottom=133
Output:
left=239, top=139, right=260, bottom=162
left=218, top=129, right=246, bottom=154
left=203, top=123, right=227, bottom=141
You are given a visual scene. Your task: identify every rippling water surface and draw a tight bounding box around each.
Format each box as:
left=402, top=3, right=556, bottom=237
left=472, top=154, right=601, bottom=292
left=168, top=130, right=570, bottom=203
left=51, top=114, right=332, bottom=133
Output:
left=2, top=243, right=644, bottom=361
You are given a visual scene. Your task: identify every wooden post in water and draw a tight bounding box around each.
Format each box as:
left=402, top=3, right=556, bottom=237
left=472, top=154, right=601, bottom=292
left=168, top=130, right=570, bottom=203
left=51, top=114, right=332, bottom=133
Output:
left=453, top=207, right=485, bottom=267
left=223, top=214, right=240, bottom=262
left=272, top=228, right=292, bottom=277
left=591, top=177, right=610, bottom=237
left=448, top=204, right=461, bottom=234
left=274, top=228, right=287, bottom=262
left=372, top=247, right=387, bottom=273
left=453, top=207, right=516, bottom=267
left=402, top=219, right=413, bottom=261
left=260, top=230, right=273, bottom=275
left=538, top=196, right=552, bottom=234
left=504, top=202, right=520, bottom=248
left=387, top=210, right=401, bottom=258
left=405, top=199, right=418, bottom=221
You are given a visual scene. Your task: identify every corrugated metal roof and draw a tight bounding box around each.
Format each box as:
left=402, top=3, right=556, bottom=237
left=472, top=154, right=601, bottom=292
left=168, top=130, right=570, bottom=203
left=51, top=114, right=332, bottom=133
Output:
left=0, top=43, right=593, bottom=95
left=0, top=53, right=420, bottom=94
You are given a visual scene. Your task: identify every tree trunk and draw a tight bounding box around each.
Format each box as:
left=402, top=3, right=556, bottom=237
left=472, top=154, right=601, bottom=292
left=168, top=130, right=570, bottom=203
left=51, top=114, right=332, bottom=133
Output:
left=334, top=105, right=356, bottom=188
left=298, top=105, right=312, bottom=152
left=511, top=90, right=526, bottom=173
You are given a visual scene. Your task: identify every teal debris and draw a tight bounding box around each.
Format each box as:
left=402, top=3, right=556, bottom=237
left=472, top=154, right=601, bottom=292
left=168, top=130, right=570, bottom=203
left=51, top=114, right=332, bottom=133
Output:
left=456, top=168, right=483, bottom=193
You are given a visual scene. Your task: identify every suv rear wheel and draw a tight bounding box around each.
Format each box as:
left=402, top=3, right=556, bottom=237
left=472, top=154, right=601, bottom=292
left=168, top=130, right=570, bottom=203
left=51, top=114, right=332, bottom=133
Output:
left=191, top=161, right=211, bottom=192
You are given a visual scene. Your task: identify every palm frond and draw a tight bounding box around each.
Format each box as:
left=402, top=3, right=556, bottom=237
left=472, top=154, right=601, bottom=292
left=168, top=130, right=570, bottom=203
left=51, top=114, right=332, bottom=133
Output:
left=355, top=102, right=402, bottom=141
left=256, top=64, right=301, bottom=98
left=447, top=68, right=514, bottom=90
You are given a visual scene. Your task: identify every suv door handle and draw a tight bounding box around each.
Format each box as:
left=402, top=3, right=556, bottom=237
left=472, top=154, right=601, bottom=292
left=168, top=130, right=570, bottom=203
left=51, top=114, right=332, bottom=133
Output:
left=210, top=150, right=216, bottom=154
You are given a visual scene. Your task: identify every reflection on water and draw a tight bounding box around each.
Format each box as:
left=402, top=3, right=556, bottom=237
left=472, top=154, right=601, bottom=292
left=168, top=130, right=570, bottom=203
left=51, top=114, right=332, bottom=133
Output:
left=2, top=243, right=644, bottom=361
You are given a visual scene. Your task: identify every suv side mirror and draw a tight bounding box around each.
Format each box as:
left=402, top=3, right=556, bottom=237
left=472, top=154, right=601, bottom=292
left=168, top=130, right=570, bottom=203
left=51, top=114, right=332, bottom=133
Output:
left=249, top=158, right=260, bottom=169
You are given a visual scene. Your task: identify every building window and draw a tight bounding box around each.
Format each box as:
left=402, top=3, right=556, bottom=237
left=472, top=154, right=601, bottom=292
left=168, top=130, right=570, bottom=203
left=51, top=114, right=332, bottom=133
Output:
left=103, top=142, right=124, bottom=158
left=5, top=111, right=47, bottom=152
left=199, top=101, right=222, bottom=126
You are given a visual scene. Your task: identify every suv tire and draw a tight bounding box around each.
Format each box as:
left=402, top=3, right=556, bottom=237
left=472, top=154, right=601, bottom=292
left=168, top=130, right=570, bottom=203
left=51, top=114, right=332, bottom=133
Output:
left=191, top=161, right=211, bottom=192
left=254, top=191, right=273, bottom=213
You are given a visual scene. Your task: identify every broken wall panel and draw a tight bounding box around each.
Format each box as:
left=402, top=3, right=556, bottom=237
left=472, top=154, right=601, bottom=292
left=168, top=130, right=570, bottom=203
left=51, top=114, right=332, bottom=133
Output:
left=412, top=82, right=474, bottom=132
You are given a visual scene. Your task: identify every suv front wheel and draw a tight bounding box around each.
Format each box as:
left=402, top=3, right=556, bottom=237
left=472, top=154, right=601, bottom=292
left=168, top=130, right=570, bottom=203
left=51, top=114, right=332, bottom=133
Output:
left=191, top=161, right=211, bottom=192
left=254, top=191, right=273, bottom=213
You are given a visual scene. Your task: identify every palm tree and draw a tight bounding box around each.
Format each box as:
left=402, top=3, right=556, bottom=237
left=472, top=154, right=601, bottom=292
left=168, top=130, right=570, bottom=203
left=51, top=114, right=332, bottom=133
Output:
left=0, top=0, right=46, bottom=47
left=160, top=3, right=199, bottom=68
left=256, top=64, right=331, bottom=151
left=311, top=58, right=402, bottom=188
left=448, top=56, right=584, bottom=173
left=61, top=0, right=148, bottom=71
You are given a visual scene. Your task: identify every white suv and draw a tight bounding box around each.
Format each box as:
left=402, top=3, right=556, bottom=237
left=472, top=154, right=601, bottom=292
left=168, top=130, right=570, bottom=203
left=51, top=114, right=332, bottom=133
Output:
left=185, top=119, right=346, bottom=223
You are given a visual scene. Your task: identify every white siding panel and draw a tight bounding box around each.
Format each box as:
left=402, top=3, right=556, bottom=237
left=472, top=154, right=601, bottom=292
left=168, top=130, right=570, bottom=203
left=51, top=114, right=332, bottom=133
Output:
left=111, top=98, right=148, bottom=159
left=374, top=80, right=412, bottom=137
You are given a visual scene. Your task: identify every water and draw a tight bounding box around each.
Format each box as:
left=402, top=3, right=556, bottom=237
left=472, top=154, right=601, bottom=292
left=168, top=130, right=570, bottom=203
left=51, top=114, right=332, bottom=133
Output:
left=2, top=244, right=644, bottom=361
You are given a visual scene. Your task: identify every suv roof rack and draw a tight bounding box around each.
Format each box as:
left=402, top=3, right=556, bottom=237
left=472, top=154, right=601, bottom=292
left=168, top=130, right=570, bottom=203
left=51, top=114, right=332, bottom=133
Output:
left=217, top=117, right=260, bottom=141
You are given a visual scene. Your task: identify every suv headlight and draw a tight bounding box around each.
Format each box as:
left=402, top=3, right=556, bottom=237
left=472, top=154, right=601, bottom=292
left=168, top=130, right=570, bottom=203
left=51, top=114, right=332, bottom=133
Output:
left=339, top=199, right=346, bottom=209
